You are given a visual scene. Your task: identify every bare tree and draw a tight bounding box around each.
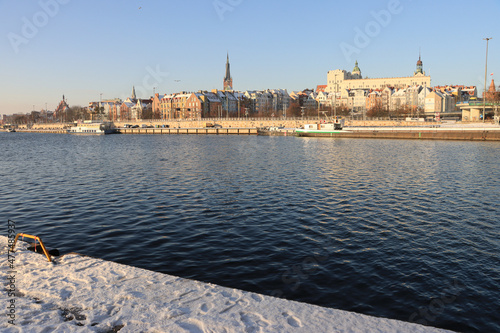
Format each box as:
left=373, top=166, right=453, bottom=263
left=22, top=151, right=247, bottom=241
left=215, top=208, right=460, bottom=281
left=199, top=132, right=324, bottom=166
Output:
left=287, top=102, right=301, bottom=117
left=367, top=104, right=389, bottom=118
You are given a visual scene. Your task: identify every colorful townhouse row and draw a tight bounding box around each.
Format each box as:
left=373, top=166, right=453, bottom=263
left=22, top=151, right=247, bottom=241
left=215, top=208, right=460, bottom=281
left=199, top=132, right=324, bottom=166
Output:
left=92, top=88, right=294, bottom=122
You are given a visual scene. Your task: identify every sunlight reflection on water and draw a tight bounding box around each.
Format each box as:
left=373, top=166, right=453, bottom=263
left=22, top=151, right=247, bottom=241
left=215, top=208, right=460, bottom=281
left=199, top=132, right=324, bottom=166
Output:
left=1, top=133, right=499, bottom=332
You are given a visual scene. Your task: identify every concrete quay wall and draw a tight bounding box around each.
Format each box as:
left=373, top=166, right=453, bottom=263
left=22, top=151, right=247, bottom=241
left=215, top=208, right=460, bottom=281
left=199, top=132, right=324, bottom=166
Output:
left=11, top=119, right=437, bottom=133
left=8, top=120, right=500, bottom=140
left=117, top=127, right=257, bottom=135
left=10, top=128, right=67, bottom=134
left=21, top=119, right=499, bottom=130
left=319, top=128, right=500, bottom=141
left=112, top=119, right=441, bottom=129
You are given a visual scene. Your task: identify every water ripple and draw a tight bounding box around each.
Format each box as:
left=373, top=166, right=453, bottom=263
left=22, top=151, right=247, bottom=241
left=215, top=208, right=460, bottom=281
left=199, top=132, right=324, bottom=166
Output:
left=1, top=133, right=499, bottom=332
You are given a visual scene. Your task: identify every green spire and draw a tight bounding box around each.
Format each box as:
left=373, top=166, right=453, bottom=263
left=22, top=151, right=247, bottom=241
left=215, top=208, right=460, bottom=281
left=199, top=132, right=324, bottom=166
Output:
left=353, top=60, right=361, bottom=73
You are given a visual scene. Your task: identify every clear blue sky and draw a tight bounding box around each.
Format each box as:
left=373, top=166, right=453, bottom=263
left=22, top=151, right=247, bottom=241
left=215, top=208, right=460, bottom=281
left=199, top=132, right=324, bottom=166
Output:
left=1, top=0, right=498, bottom=115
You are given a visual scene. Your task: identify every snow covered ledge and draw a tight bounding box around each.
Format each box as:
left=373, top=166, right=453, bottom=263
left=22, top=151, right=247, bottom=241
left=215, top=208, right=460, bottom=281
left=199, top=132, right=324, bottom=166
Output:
left=1, top=236, right=454, bottom=332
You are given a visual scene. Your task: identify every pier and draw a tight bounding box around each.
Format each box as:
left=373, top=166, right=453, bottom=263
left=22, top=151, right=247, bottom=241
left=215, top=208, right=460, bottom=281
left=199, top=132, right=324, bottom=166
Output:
left=316, top=128, right=500, bottom=141
left=117, top=127, right=257, bottom=135
left=308, top=127, right=500, bottom=141
left=6, top=120, right=500, bottom=140
left=10, top=129, right=67, bottom=134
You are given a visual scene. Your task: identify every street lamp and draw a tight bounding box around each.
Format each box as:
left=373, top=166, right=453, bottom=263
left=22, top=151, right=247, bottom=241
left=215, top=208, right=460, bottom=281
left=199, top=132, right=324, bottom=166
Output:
left=334, top=83, right=338, bottom=119
left=332, top=75, right=338, bottom=119
left=483, top=37, right=492, bottom=123
left=317, top=98, right=320, bottom=120
left=99, top=93, right=103, bottom=121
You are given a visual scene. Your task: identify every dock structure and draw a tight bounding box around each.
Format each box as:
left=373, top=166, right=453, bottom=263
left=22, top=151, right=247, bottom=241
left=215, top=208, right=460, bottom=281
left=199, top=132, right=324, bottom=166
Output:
left=118, top=126, right=500, bottom=140
left=7, top=120, right=500, bottom=140
left=117, top=127, right=258, bottom=135
left=12, top=129, right=67, bottom=134
left=299, top=126, right=500, bottom=141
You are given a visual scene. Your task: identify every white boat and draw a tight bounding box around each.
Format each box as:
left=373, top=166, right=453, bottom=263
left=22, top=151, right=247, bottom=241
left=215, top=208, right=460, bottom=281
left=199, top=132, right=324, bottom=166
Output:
left=296, top=118, right=351, bottom=137
left=257, top=126, right=296, bottom=136
left=69, top=121, right=115, bottom=135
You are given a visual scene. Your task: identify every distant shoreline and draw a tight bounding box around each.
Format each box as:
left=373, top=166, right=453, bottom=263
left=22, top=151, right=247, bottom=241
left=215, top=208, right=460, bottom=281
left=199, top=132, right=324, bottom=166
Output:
left=6, top=128, right=500, bottom=141
left=4, top=119, right=500, bottom=141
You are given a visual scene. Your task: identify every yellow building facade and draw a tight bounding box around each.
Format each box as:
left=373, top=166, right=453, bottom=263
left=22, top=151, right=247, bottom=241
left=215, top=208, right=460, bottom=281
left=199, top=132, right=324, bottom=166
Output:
left=326, top=58, right=431, bottom=93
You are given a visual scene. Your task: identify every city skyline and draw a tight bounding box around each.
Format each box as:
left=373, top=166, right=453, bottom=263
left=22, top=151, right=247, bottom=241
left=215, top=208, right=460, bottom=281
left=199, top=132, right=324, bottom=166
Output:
left=0, top=0, right=498, bottom=115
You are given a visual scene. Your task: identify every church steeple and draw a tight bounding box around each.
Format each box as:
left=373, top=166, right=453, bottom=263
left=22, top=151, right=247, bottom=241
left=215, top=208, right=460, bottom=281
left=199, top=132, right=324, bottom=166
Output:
left=131, top=86, right=137, bottom=100
left=488, top=79, right=496, bottom=92
left=415, top=50, right=424, bottom=75
left=223, top=53, right=233, bottom=91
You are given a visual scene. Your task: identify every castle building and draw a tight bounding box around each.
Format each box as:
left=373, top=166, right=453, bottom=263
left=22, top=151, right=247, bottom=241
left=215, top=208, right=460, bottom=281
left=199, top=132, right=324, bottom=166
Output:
left=223, top=53, right=233, bottom=91
left=326, top=56, right=431, bottom=93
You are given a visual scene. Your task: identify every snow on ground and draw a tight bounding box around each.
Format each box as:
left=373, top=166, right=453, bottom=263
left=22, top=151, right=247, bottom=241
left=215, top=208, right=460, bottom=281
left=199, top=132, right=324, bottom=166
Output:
left=1, top=236, right=454, bottom=333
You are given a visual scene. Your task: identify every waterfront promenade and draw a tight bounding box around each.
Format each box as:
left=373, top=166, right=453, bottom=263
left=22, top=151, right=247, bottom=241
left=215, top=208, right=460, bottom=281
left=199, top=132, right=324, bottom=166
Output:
left=5, top=118, right=440, bottom=132
left=5, top=119, right=500, bottom=140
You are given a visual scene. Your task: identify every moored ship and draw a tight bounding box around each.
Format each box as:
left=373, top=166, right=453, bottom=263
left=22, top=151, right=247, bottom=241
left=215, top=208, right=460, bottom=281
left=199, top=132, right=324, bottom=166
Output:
left=296, top=118, right=351, bottom=137
left=69, top=121, right=115, bottom=135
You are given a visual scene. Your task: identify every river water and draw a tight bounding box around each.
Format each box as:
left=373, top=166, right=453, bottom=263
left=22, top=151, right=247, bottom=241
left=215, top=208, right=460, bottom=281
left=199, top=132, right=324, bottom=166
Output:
left=1, top=132, right=499, bottom=332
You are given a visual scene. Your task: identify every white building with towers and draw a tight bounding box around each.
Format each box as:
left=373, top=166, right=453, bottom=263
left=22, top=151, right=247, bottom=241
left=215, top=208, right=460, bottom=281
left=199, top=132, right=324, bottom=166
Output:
left=326, top=55, right=431, bottom=93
